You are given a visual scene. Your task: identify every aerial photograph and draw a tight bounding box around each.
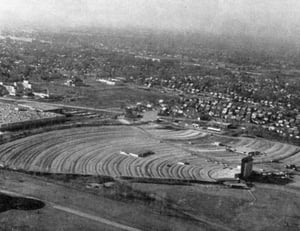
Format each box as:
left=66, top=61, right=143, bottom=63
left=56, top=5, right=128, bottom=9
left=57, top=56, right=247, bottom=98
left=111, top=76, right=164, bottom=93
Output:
left=0, top=0, right=299, bottom=230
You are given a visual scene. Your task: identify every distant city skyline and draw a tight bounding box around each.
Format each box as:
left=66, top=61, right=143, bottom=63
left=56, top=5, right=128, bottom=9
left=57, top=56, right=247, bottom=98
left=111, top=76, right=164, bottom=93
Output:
left=0, top=0, right=299, bottom=41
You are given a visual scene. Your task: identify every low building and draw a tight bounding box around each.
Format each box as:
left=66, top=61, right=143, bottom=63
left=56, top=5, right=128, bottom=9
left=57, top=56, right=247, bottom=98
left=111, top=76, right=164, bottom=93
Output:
left=64, top=79, right=75, bottom=87
left=208, top=121, right=231, bottom=129
left=97, top=79, right=116, bottom=85
left=121, top=150, right=155, bottom=158
left=64, top=77, right=84, bottom=87
left=22, top=80, right=32, bottom=89
left=0, top=83, right=16, bottom=96
left=207, top=127, right=221, bottom=132
left=33, top=92, right=49, bottom=98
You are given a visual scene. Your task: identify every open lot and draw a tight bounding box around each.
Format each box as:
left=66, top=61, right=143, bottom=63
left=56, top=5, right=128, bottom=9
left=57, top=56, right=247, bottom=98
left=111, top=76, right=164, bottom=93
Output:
left=36, top=82, right=172, bottom=108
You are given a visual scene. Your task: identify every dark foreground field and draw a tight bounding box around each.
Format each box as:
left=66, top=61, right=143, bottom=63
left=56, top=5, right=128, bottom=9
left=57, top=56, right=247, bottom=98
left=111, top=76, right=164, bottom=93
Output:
left=0, top=170, right=299, bottom=231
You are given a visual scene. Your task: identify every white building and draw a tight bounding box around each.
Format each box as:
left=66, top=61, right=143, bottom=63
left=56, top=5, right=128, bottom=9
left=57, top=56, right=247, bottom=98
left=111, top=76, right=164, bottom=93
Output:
left=0, top=82, right=16, bottom=96
left=97, top=79, right=116, bottom=85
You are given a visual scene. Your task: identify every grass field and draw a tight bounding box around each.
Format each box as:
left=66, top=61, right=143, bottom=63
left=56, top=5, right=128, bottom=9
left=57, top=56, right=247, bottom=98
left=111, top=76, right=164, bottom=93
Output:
left=37, top=82, right=173, bottom=108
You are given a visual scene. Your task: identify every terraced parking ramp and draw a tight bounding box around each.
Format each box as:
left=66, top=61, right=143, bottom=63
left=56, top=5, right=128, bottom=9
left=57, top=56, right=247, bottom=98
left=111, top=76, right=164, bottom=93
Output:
left=229, top=138, right=300, bottom=163
left=0, top=126, right=224, bottom=182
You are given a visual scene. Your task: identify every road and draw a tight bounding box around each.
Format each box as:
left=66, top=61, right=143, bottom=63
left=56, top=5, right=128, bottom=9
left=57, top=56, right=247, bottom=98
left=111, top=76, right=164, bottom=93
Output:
left=0, top=97, right=122, bottom=114
left=0, top=188, right=141, bottom=231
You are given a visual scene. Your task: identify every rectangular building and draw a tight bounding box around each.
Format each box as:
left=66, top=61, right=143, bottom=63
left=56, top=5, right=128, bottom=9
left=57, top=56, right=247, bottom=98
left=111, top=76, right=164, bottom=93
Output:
left=241, top=156, right=253, bottom=179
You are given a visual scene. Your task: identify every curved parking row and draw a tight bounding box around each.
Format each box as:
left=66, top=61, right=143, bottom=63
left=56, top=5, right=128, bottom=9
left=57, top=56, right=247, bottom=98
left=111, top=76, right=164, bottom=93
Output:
left=0, top=126, right=227, bottom=182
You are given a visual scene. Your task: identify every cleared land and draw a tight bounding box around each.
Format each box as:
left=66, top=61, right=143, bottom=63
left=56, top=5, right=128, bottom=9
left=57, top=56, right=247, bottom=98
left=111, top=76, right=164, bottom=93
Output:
left=35, top=82, right=172, bottom=108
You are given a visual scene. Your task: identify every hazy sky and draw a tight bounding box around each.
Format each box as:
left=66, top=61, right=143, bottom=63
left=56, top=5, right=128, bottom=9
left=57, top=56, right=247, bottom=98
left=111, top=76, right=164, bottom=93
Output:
left=0, top=0, right=300, bottom=39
